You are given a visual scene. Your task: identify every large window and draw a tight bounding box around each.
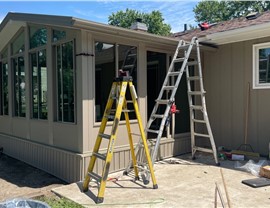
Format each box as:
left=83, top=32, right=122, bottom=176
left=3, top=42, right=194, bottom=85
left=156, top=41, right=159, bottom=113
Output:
left=31, top=50, right=47, bottom=119
left=52, top=29, right=66, bottom=42
left=11, top=30, right=26, bottom=118
left=95, top=42, right=137, bottom=122
left=56, top=40, right=75, bottom=123
left=0, top=60, right=8, bottom=115
left=13, top=56, right=26, bottom=117
left=29, top=26, right=47, bottom=49
left=253, top=43, right=270, bottom=89
left=12, top=30, right=25, bottom=55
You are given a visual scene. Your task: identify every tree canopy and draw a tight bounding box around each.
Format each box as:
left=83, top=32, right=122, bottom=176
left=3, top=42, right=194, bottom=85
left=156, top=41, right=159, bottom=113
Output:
left=108, top=9, right=171, bottom=36
left=193, top=1, right=270, bottom=23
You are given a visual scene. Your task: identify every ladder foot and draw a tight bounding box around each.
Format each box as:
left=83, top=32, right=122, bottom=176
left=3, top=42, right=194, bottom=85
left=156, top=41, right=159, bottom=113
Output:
left=82, top=185, right=89, bottom=192
left=216, top=162, right=220, bottom=166
left=143, top=179, right=149, bottom=185
left=192, top=156, right=196, bottom=160
left=135, top=176, right=140, bottom=181
left=96, top=197, right=104, bottom=204
left=123, top=170, right=128, bottom=175
left=153, top=184, right=158, bottom=189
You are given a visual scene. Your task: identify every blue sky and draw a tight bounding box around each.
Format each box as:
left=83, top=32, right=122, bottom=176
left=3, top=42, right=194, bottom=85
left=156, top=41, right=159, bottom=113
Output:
left=0, top=1, right=200, bottom=32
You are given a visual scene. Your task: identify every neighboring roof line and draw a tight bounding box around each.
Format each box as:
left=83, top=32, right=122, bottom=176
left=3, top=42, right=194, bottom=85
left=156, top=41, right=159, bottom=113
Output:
left=175, top=10, right=270, bottom=45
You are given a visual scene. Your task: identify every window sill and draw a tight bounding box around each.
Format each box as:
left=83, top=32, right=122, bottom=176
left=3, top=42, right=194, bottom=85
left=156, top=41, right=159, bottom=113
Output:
left=253, top=84, right=270, bottom=89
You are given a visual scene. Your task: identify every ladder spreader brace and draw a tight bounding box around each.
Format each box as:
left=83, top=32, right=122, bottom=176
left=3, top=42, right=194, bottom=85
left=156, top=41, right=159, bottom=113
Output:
left=124, top=37, right=219, bottom=183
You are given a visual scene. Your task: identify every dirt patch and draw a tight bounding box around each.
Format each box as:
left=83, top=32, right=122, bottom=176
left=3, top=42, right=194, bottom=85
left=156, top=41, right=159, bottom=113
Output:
left=0, top=153, right=65, bottom=202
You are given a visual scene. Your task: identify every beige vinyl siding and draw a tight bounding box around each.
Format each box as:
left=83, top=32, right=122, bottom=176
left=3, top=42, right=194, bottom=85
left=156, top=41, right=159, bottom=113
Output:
left=0, top=132, right=190, bottom=183
left=203, top=37, right=270, bottom=155
left=0, top=133, right=83, bottom=182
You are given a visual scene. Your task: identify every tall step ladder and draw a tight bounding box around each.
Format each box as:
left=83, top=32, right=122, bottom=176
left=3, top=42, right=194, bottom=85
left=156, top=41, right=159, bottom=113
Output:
left=186, top=38, right=219, bottom=164
left=125, top=37, right=219, bottom=181
left=82, top=77, right=158, bottom=204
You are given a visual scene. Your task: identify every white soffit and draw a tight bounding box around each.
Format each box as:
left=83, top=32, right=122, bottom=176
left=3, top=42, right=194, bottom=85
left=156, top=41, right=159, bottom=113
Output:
left=0, top=20, right=26, bottom=51
left=199, top=22, right=270, bottom=45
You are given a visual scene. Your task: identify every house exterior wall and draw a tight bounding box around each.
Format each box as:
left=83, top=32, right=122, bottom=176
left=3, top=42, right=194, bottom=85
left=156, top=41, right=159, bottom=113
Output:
left=0, top=20, right=191, bottom=183
left=203, top=36, right=270, bottom=156
left=79, top=30, right=191, bottom=181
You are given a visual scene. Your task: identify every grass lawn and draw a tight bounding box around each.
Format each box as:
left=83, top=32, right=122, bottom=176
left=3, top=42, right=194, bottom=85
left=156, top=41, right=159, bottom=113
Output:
left=34, top=194, right=84, bottom=208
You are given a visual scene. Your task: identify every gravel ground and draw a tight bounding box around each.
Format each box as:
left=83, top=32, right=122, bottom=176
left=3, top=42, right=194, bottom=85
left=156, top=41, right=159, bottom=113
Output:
left=0, top=153, right=65, bottom=202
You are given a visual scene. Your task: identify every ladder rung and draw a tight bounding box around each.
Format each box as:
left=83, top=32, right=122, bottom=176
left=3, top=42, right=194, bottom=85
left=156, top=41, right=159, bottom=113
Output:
left=128, top=53, right=136, bottom=57
left=168, top=71, right=179, bottom=76
left=135, top=165, right=150, bottom=172
left=122, top=109, right=135, bottom=113
left=146, top=129, right=159, bottom=134
left=99, top=133, right=111, bottom=140
left=187, top=61, right=198, bottom=66
left=178, top=44, right=190, bottom=50
left=192, top=119, right=206, bottom=123
left=193, top=146, right=213, bottom=153
left=190, top=105, right=203, bottom=110
left=111, top=96, right=118, bottom=100
left=123, top=65, right=134, bottom=69
left=187, top=76, right=200, bottom=81
left=194, top=133, right=210, bottom=138
left=126, top=100, right=133, bottom=103
left=88, top=172, right=102, bottom=182
left=152, top=114, right=164, bottom=119
left=106, top=115, right=115, bottom=120
left=188, top=91, right=205, bottom=95
left=174, top=58, right=185, bottom=63
left=156, top=99, right=169, bottom=104
left=93, top=152, right=106, bottom=160
left=163, top=86, right=175, bottom=90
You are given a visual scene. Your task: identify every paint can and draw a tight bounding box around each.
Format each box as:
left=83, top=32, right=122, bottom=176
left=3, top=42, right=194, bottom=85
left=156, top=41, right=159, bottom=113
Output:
left=232, top=154, right=245, bottom=161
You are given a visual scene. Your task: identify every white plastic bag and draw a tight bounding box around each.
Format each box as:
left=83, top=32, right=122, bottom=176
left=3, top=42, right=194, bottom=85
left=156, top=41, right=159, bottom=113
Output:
left=234, top=160, right=269, bottom=176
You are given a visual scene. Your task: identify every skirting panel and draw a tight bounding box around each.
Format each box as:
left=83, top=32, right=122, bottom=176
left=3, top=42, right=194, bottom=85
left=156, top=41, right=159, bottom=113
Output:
left=0, top=133, right=191, bottom=183
left=0, top=133, right=83, bottom=183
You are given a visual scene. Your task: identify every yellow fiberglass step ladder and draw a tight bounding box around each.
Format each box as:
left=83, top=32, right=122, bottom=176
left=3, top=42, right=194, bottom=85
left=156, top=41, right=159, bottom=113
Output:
left=125, top=37, right=219, bottom=182
left=82, top=76, right=158, bottom=204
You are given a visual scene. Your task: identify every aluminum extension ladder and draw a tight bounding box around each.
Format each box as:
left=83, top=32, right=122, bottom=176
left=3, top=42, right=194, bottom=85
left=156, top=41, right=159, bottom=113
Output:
left=125, top=37, right=219, bottom=182
left=82, top=77, right=158, bottom=204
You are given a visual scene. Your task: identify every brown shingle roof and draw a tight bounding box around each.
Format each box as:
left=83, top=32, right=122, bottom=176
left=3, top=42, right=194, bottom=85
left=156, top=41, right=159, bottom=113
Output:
left=173, top=10, right=270, bottom=41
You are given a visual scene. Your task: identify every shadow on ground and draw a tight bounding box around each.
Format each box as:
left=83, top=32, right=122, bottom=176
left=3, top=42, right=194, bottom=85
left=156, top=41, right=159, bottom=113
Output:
left=0, top=154, right=65, bottom=189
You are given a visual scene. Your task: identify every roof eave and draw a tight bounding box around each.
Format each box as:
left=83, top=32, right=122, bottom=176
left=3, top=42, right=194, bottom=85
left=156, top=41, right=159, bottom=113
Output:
left=72, top=18, right=179, bottom=46
left=200, top=22, right=270, bottom=45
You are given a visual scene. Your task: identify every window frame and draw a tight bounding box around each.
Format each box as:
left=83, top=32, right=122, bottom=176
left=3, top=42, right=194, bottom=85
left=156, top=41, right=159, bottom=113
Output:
left=12, top=55, right=26, bottom=117
left=9, top=29, right=26, bottom=118
left=30, top=49, right=48, bottom=120
left=54, top=39, right=76, bottom=124
left=93, top=40, right=138, bottom=124
left=253, top=42, right=270, bottom=89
